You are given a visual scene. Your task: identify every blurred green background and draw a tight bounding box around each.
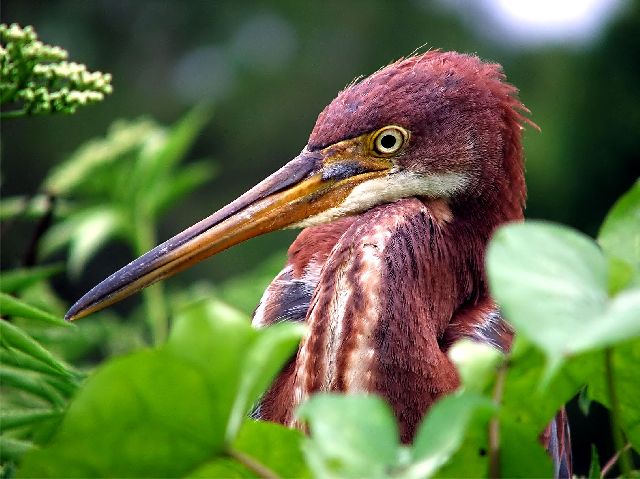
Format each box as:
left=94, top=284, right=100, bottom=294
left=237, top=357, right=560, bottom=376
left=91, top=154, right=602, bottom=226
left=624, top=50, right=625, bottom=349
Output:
left=1, top=1, right=638, bottom=473
left=3, top=0, right=638, bottom=281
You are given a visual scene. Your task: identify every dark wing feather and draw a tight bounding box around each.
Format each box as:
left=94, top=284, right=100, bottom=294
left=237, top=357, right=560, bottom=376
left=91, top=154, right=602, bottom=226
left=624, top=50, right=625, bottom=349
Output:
left=252, top=216, right=355, bottom=328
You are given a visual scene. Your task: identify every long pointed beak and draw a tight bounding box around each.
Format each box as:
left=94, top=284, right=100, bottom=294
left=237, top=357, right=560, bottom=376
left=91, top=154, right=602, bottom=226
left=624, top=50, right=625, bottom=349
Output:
left=65, top=147, right=393, bottom=320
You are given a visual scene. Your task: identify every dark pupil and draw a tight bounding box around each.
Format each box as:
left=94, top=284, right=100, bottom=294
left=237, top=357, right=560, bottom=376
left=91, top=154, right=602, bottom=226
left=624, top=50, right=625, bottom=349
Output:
left=380, top=134, right=397, bottom=149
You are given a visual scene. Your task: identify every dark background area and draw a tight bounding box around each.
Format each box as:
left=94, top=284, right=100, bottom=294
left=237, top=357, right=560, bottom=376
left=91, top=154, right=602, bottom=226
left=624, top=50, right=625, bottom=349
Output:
left=2, top=1, right=639, bottom=475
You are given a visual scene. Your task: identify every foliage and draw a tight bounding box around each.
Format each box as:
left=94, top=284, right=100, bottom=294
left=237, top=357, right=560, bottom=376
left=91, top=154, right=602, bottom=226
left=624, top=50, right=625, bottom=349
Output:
left=2, top=101, right=639, bottom=478
left=0, top=24, right=112, bottom=118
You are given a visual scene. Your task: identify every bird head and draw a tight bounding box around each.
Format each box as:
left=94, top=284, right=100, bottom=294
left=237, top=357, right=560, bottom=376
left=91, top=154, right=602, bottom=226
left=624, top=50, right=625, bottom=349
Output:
left=66, top=51, right=531, bottom=321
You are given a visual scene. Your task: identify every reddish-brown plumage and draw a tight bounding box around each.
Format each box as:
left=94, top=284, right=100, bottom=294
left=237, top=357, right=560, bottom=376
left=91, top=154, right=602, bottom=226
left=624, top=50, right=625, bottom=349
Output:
left=253, top=52, right=569, bottom=476
left=67, top=50, right=570, bottom=477
left=255, top=52, right=529, bottom=436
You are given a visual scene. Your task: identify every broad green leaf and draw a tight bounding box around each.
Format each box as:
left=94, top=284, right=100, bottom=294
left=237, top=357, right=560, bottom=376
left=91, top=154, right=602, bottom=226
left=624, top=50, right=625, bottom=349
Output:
left=187, top=458, right=251, bottom=478
left=0, top=409, right=62, bottom=431
left=227, top=321, right=305, bottom=441
left=167, top=298, right=257, bottom=442
left=297, top=394, right=400, bottom=478
left=487, top=221, right=640, bottom=369
left=434, top=412, right=490, bottom=478
left=190, top=421, right=311, bottom=479
left=606, top=256, right=638, bottom=295
left=167, top=297, right=256, bottom=401
left=0, top=264, right=63, bottom=293
left=448, top=339, right=502, bottom=393
left=500, top=418, right=553, bottom=478
left=0, top=293, right=68, bottom=326
left=0, top=320, right=73, bottom=375
left=585, top=341, right=640, bottom=450
left=18, top=303, right=293, bottom=477
left=598, top=179, right=640, bottom=267
left=501, top=338, right=588, bottom=435
left=19, top=349, right=226, bottom=477
left=233, top=421, right=311, bottom=478
left=407, top=392, right=494, bottom=479
left=0, top=436, right=34, bottom=462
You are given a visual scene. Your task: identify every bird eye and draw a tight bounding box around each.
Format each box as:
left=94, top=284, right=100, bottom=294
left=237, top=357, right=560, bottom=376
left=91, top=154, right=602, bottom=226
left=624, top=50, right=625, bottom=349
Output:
left=372, top=126, right=407, bottom=156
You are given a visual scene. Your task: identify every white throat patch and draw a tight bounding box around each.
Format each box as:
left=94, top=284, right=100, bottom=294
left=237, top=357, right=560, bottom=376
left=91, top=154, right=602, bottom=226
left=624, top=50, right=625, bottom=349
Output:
left=291, top=170, right=469, bottom=228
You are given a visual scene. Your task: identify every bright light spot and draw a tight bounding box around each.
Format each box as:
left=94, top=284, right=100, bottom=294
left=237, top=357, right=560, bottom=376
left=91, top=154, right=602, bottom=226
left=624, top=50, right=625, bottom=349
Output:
left=432, top=0, right=628, bottom=49
left=487, top=0, right=627, bottom=46
left=495, top=0, right=612, bottom=26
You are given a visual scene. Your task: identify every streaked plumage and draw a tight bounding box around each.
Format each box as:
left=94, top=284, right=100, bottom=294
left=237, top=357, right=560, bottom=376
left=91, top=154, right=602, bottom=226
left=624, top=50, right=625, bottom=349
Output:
left=66, top=51, right=571, bottom=477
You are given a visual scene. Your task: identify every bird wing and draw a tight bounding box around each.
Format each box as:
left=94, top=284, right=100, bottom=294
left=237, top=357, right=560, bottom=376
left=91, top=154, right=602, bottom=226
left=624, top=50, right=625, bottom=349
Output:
left=252, top=216, right=356, bottom=328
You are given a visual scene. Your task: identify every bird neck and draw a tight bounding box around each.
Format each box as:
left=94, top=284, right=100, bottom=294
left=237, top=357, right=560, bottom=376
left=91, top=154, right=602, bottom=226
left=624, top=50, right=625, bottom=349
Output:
left=291, top=197, right=493, bottom=440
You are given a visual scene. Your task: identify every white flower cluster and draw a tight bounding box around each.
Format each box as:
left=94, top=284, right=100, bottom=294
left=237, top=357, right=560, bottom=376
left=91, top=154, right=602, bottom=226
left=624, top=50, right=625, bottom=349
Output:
left=1, top=23, right=112, bottom=117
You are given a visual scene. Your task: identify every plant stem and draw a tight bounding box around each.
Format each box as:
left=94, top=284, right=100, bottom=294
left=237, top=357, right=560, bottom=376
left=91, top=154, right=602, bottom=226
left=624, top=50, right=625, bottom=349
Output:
left=228, top=448, right=280, bottom=479
left=133, top=212, right=168, bottom=345
left=604, top=348, right=632, bottom=478
left=601, top=443, right=632, bottom=478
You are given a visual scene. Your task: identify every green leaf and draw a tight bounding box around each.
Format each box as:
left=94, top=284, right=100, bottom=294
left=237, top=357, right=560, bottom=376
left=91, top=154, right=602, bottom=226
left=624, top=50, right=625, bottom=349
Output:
left=0, top=409, right=62, bottom=431
left=407, top=392, right=494, bottom=479
left=227, top=321, right=305, bottom=441
left=0, top=320, right=74, bottom=376
left=186, top=458, right=250, bottom=478
left=190, top=421, right=311, bottom=479
left=487, top=221, right=640, bottom=369
left=18, top=349, right=226, bottom=477
left=585, top=341, right=640, bottom=450
left=598, top=179, right=640, bottom=267
left=434, top=412, right=490, bottom=478
left=606, top=256, right=638, bottom=295
left=297, top=394, right=400, bottom=478
left=0, top=293, right=68, bottom=326
left=501, top=338, right=587, bottom=435
left=43, top=118, right=159, bottom=195
left=148, top=160, right=217, bottom=216
left=141, top=104, right=212, bottom=184
left=0, top=348, right=72, bottom=378
left=499, top=418, right=554, bottom=478
left=166, top=298, right=257, bottom=422
left=233, top=421, right=311, bottom=478
left=0, top=264, right=63, bottom=293
left=0, top=368, right=65, bottom=406
left=0, top=436, right=35, bottom=463
left=448, top=339, right=502, bottom=393
left=17, top=301, right=297, bottom=477
left=66, top=207, right=126, bottom=277
left=0, top=195, right=72, bottom=221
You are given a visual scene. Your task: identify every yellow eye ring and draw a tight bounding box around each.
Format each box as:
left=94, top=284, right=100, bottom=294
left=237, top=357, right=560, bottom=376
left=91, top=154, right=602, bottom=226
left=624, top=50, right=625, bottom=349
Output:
left=372, top=126, right=409, bottom=156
